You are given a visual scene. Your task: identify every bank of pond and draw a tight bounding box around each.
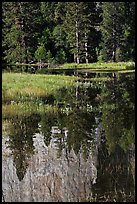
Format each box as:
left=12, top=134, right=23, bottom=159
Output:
left=2, top=66, right=135, bottom=202
left=3, top=61, right=135, bottom=74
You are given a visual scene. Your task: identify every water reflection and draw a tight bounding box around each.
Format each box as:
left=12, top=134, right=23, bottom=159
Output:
left=92, top=142, right=135, bottom=202
left=3, top=114, right=41, bottom=181
left=2, top=74, right=135, bottom=202
left=90, top=74, right=135, bottom=202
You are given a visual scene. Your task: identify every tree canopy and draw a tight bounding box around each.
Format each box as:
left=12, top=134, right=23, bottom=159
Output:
left=2, top=2, right=135, bottom=67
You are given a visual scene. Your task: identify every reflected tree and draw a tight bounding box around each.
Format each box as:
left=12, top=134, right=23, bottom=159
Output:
left=40, top=111, right=58, bottom=146
left=65, top=107, right=96, bottom=156
left=91, top=74, right=135, bottom=202
left=6, top=113, right=41, bottom=181
left=40, top=84, right=101, bottom=159
left=100, top=74, right=135, bottom=153
left=91, top=141, right=135, bottom=202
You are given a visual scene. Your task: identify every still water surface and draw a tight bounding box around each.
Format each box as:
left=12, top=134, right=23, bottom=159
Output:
left=2, top=74, right=135, bottom=202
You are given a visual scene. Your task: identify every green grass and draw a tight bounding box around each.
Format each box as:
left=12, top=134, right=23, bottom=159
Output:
left=2, top=73, right=79, bottom=103
left=2, top=120, right=13, bottom=137
left=118, top=69, right=135, bottom=73
left=55, top=61, right=135, bottom=70
left=77, top=68, right=135, bottom=74
left=2, top=102, right=59, bottom=119
left=2, top=66, right=134, bottom=104
left=2, top=66, right=135, bottom=118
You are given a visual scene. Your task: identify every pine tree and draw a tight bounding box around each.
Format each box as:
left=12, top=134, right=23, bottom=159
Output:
left=2, top=2, right=41, bottom=66
left=100, top=2, right=126, bottom=62
left=3, top=2, right=134, bottom=67
left=63, top=2, right=83, bottom=63
left=100, top=2, right=135, bottom=62
left=121, top=2, right=135, bottom=61
left=63, top=2, right=100, bottom=63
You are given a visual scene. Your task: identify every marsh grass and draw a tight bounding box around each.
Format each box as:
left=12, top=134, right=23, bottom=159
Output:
left=2, top=102, right=59, bottom=119
left=2, top=73, right=79, bottom=103
left=86, top=77, right=112, bottom=81
left=2, top=120, right=13, bottom=137
left=118, top=69, right=135, bottom=73
left=55, top=61, right=135, bottom=70
left=2, top=69, right=134, bottom=118
left=2, top=73, right=79, bottom=118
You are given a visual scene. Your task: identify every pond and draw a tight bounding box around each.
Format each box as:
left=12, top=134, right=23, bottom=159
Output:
left=2, top=73, right=135, bottom=202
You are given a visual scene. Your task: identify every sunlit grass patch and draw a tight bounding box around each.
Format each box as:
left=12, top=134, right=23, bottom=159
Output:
left=2, top=102, right=37, bottom=118
left=2, top=102, right=59, bottom=119
left=57, top=61, right=135, bottom=70
left=20, top=87, right=46, bottom=97
left=2, top=73, right=78, bottom=103
left=118, top=69, right=135, bottom=73
left=88, top=77, right=112, bottom=81
left=2, top=120, right=13, bottom=137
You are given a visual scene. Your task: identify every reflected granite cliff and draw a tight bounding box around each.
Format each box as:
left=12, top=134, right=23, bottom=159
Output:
left=2, top=74, right=135, bottom=202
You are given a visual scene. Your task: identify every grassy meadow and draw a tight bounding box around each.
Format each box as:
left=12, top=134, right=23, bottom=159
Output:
left=34, top=61, right=135, bottom=75
left=2, top=73, right=78, bottom=102
left=54, top=61, right=135, bottom=70
left=2, top=73, right=79, bottom=118
left=2, top=61, right=135, bottom=118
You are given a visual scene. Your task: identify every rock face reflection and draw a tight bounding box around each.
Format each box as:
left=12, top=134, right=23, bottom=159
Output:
left=2, top=132, right=98, bottom=202
left=2, top=74, right=135, bottom=202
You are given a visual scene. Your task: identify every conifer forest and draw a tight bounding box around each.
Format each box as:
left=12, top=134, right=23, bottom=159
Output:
left=2, top=2, right=135, bottom=202
left=2, top=2, right=135, bottom=67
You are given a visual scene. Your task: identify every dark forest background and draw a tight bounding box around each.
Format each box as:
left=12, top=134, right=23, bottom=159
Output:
left=2, top=2, right=135, bottom=67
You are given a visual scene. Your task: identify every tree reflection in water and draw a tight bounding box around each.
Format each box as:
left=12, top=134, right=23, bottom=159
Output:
left=5, top=114, right=41, bottom=181
left=2, top=74, right=135, bottom=202
left=90, top=74, right=135, bottom=202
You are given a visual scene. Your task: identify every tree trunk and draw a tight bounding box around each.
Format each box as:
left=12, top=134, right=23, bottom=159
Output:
left=19, top=3, right=28, bottom=65
left=74, top=53, right=76, bottom=63
left=112, top=20, right=116, bottom=62
left=112, top=44, right=116, bottom=62
left=75, top=3, right=79, bottom=64
left=40, top=59, right=42, bottom=69
left=85, top=32, right=88, bottom=64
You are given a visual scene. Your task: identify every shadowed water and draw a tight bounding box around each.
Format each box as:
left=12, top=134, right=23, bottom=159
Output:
left=2, top=74, right=135, bottom=202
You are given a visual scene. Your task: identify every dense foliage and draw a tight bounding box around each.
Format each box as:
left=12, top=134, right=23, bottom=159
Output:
left=2, top=2, right=135, bottom=67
